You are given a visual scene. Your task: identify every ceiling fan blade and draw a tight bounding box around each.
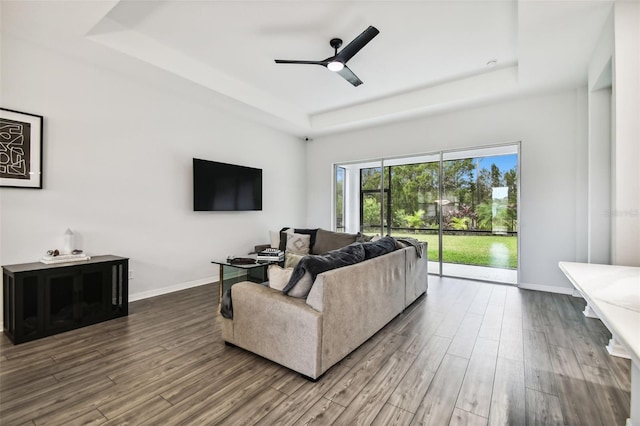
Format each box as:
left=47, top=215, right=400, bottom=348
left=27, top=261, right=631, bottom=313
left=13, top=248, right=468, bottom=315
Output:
left=274, top=59, right=326, bottom=65
left=336, top=65, right=363, bottom=87
left=335, top=26, right=379, bottom=63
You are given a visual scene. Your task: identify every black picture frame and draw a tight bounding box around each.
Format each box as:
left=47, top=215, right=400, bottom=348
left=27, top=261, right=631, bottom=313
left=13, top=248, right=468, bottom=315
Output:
left=0, top=108, right=44, bottom=189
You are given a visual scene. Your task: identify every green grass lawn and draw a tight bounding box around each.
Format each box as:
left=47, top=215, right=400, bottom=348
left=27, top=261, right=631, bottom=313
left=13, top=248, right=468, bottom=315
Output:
left=392, top=232, right=518, bottom=269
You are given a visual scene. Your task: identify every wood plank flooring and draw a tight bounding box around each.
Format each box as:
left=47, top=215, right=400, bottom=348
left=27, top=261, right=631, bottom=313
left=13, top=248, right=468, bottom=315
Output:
left=0, top=276, right=631, bottom=425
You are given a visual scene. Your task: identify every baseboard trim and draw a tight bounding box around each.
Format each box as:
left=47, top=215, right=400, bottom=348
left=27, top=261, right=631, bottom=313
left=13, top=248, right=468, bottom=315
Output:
left=517, top=282, right=574, bottom=295
left=129, top=276, right=216, bottom=302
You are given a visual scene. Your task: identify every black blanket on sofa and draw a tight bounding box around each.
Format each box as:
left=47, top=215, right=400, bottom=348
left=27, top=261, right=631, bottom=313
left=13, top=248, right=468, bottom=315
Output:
left=282, top=243, right=366, bottom=296
left=220, top=236, right=400, bottom=319
left=220, top=288, right=233, bottom=319
left=395, top=237, right=425, bottom=258
left=361, top=236, right=398, bottom=259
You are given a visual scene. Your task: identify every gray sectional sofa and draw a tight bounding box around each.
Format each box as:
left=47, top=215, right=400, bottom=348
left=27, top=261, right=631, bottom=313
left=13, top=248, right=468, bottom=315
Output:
left=221, top=238, right=428, bottom=380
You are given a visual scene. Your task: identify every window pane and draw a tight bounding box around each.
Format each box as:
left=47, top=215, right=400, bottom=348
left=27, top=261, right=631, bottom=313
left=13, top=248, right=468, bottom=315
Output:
left=361, top=167, right=382, bottom=190
left=361, top=192, right=382, bottom=234
left=386, top=161, right=441, bottom=272
left=441, top=151, right=518, bottom=283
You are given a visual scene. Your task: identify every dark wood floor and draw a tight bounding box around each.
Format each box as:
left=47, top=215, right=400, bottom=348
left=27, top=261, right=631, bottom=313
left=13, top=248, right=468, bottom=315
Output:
left=0, top=277, right=631, bottom=425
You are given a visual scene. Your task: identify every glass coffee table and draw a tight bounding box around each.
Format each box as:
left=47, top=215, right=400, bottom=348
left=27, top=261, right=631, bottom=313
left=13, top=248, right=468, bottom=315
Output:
left=211, top=256, right=281, bottom=304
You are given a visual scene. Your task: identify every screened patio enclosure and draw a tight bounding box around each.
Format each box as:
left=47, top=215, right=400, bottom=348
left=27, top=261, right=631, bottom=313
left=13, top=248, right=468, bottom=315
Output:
left=334, top=144, right=519, bottom=285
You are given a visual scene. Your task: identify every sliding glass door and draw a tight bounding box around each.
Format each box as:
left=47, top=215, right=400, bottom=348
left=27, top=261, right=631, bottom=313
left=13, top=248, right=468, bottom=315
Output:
left=334, top=143, right=519, bottom=284
left=441, top=146, right=518, bottom=283
left=385, top=156, right=441, bottom=274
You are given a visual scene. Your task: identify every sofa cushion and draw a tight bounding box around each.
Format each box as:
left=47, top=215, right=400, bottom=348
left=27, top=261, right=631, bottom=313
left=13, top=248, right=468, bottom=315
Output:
left=285, top=252, right=304, bottom=269
left=293, top=228, right=319, bottom=251
left=283, top=243, right=365, bottom=298
left=286, top=271, right=314, bottom=298
left=286, top=232, right=311, bottom=255
left=362, top=236, right=397, bottom=260
left=268, top=265, right=294, bottom=291
left=278, top=227, right=319, bottom=252
left=312, top=229, right=359, bottom=254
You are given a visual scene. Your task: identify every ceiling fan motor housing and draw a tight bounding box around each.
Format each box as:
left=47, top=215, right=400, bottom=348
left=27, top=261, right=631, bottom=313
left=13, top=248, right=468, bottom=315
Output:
left=330, top=38, right=343, bottom=52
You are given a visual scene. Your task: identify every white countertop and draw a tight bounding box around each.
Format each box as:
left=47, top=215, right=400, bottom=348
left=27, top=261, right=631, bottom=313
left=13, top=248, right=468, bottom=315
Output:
left=559, top=262, right=640, bottom=363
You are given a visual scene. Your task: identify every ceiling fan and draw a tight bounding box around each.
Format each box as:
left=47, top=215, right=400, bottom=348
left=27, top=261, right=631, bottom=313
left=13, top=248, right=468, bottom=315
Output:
left=274, top=26, right=380, bottom=87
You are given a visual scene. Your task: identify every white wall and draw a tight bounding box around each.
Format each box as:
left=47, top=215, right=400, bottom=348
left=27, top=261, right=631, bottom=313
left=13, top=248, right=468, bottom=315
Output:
left=611, top=1, right=640, bottom=266
left=0, top=35, right=307, bottom=317
left=587, top=88, right=612, bottom=264
left=587, top=8, right=614, bottom=267
left=307, top=90, right=588, bottom=292
left=587, top=3, right=640, bottom=268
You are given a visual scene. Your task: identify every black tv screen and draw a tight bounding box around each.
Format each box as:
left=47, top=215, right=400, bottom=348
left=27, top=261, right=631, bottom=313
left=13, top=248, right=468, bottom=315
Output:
left=193, top=158, right=262, bottom=211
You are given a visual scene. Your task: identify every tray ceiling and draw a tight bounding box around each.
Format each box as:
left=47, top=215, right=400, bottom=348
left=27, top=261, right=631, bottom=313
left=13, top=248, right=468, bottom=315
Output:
left=1, top=0, right=614, bottom=136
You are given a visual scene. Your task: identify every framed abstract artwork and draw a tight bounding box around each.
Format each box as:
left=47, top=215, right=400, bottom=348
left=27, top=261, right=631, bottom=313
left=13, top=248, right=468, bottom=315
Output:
left=0, top=108, right=43, bottom=189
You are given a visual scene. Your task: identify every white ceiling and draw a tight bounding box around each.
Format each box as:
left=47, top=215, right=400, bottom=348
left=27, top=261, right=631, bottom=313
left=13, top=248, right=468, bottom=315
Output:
left=1, top=0, right=615, bottom=136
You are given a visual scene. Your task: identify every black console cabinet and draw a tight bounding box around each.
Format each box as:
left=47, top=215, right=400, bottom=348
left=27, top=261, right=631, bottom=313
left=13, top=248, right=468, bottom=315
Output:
left=2, top=255, right=128, bottom=344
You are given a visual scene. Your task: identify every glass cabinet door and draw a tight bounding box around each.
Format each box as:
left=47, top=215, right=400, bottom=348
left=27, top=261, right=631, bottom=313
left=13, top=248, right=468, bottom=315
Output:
left=79, top=267, right=108, bottom=323
left=20, top=276, right=40, bottom=338
left=109, top=263, right=127, bottom=316
left=45, top=273, right=76, bottom=331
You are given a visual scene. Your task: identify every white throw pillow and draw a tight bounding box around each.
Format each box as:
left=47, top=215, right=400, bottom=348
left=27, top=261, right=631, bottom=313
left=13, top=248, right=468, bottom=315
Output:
left=268, top=265, right=293, bottom=291
left=269, top=230, right=280, bottom=249
left=286, top=232, right=311, bottom=255
left=285, top=252, right=304, bottom=268
left=286, top=271, right=314, bottom=298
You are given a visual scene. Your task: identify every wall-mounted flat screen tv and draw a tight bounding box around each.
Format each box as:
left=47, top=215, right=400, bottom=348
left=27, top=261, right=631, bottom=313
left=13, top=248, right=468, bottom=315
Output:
left=193, top=158, right=262, bottom=211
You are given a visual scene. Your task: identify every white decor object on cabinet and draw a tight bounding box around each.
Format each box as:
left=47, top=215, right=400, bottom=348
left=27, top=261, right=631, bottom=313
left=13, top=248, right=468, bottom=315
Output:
left=63, top=228, right=74, bottom=254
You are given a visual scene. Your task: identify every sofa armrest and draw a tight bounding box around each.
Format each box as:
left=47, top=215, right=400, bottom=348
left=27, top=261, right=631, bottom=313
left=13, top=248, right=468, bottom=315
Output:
left=224, top=282, right=323, bottom=379
left=405, top=243, right=428, bottom=307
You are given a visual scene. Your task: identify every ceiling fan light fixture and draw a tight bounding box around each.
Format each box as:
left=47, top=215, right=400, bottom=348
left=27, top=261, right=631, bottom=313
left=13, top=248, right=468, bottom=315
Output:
left=274, top=26, right=379, bottom=86
left=327, top=61, right=344, bottom=72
